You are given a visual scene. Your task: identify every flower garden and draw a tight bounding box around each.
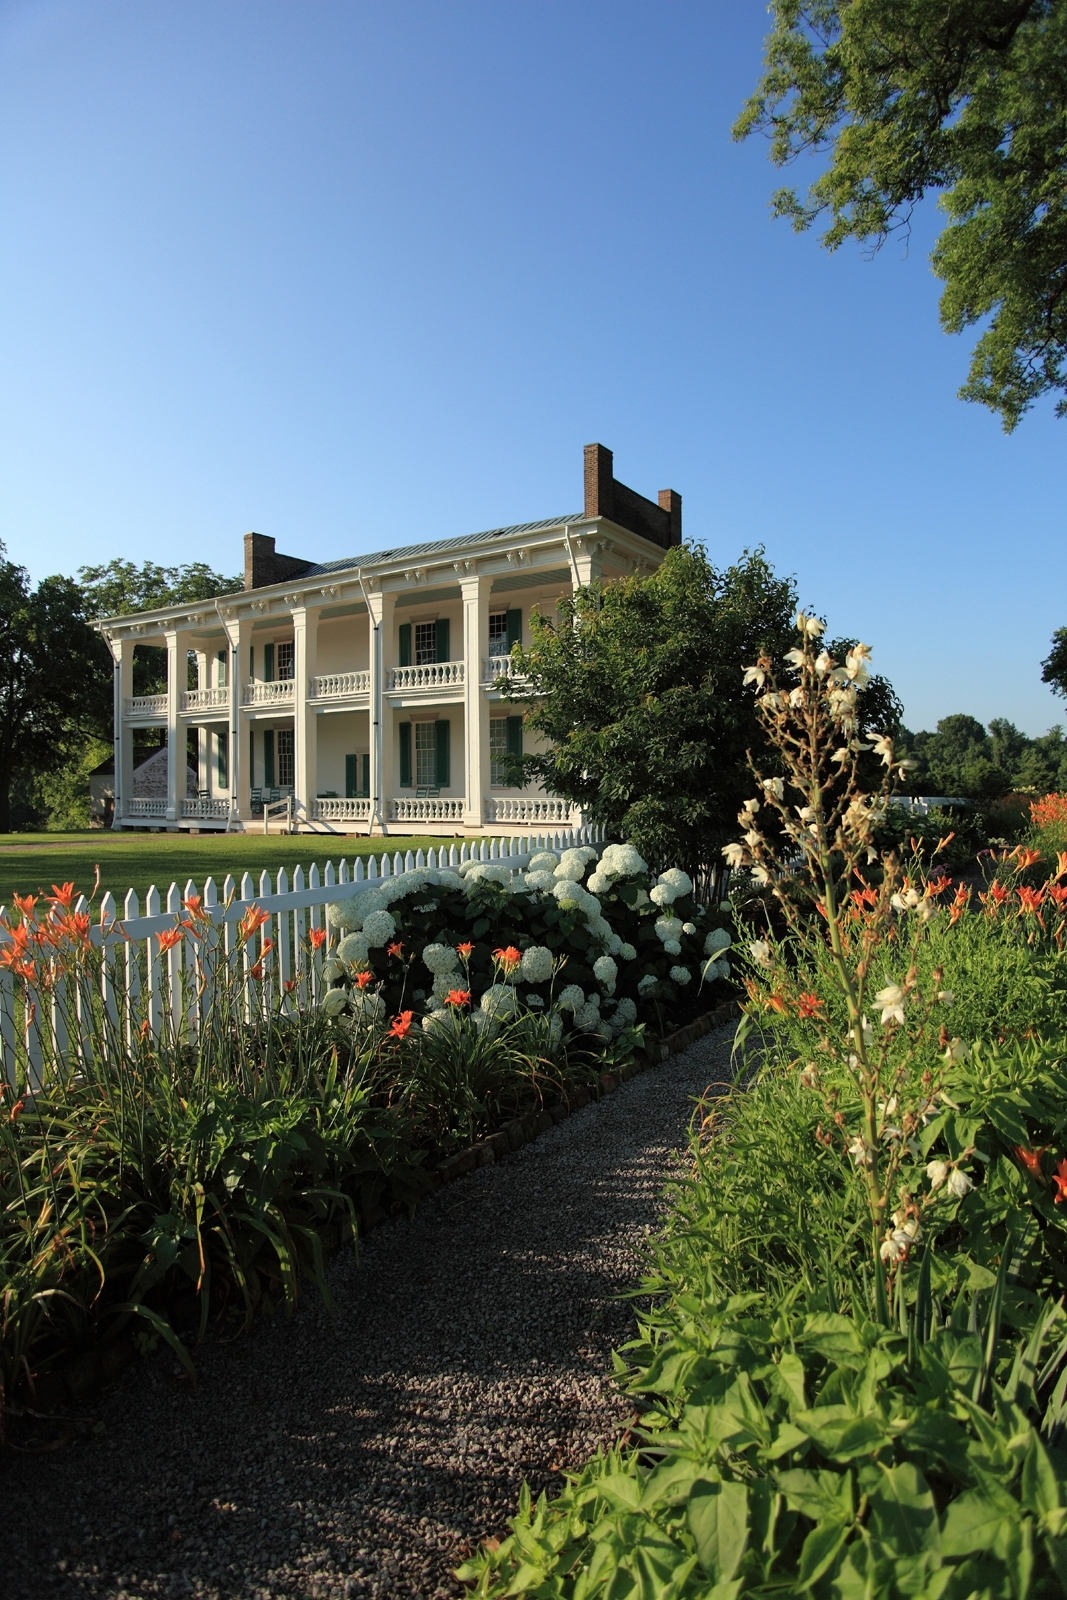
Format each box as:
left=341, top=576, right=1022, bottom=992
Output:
left=8, top=623, right=1067, bottom=1596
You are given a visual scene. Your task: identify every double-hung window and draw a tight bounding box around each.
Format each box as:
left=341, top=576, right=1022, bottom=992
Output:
left=414, top=622, right=437, bottom=666
left=276, top=641, right=295, bottom=681
left=415, top=722, right=437, bottom=786
left=488, top=611, right=509, bottom=653
left=277, top=729, right=294, bottom=788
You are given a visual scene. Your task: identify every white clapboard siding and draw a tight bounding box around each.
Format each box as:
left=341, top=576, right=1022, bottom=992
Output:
left=0, top=827, right=600, bottom=1085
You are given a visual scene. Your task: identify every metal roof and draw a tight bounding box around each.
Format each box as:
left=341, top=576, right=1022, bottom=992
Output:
left=303, top=514, right=581, bottom=576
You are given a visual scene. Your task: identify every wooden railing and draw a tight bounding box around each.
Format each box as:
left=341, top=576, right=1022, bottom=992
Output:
left=127, top=798, right=168, bottom=818
left=312, top=797, right=371, bottom=822
left=181, top=797, right=232, bottom=820
left=243, top=680, right=295, bottom=706
left=484, top=796, right=574, bottom=824
left=123, top=695, right=168, bottom=719
left=388, top=661, right=464, bottom=692
left=310, top=672, right=371, bottom=699
left=390, top=795, right=466, bottom=822
left=181, top=688, right=230, bottom=712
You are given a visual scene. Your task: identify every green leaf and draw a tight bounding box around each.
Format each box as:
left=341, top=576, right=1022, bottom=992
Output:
left=865, top=1462, right=939, bottom=1564
left=794, top=1408, right=890, bottom=1460
left=686, top=1480, right=749, bottom=1582
left=776, top=1467, right=854, bottom=1522
left=1021, top=1431, right=1060, bottom=1519
left=797, top=1515, right=851, bottom=1588
left=796, top=1313, right=866, bottom=1361
left=941, top=1487, right=1020, bottom=1557
left=471, top=917, right=490, bottom=937
left=595, top=1472, right=643, bottom=1512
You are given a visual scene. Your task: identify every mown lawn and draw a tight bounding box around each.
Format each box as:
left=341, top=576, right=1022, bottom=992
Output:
left=0, top=830, right=445, bottom=906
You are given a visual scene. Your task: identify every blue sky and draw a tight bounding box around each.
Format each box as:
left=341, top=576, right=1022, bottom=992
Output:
left=1, top=0, right=1064, bottom=735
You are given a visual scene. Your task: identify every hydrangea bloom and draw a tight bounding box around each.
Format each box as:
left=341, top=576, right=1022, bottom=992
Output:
left=422, top=942, right=460, bottom=975
left=481, top=983, right=519, bottom=1019
left=362, top=910, right=397, bottom=948
left=525, top=992, right=545, bottom=1008
left=654, top=915, right=685, bottom=944
left=586, top=871, right=612, bottom=895
left=704, top=959, right=730, bottom=981
left=520, top=945, right=554, bottom=983
left=613, top=997, right=637, bottom=1028
left=554, top=847, right=596, bottom=882
left=321, top=987, right=350, bottom=1016
left=327, top=899, right=358, bottom=932
left=557, top=984, right=584, bottom=1011
left=552, top=879, right=599, bottom=914
left=593, top=955, right=618, bottom=988
left=704, top=926, right=732, bottom=956
left=663, top=939, right=682, bottom=956
left=619, top=941, right=637, bottom=962
left=521, top=870, right=557, bottom=892
left=637, top=973, right=658, bottom=995
left=336, top=932, right=371, bottom=968
left=588, top=915, right=614, bottom=947
left=670, top=965, right=691, bottom=985
left=432, top=972, right=460, bottom=1001
left=464, top=863, right=514, bottom=891
left=658, top=868, right=693, bottom=897
left=599, top=842, right=647, bottom=877
left=574, top=995, right=602, bottom=1030
left=682, top=921, right=696, bottom=935
left=527, top=851, right=559, bottom=873
left=421, top=1008, right=453, bottom=1033
left=650, top=883, right=677, bottom=907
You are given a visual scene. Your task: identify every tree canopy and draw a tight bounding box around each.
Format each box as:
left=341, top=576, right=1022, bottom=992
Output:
left=900, top=711, right=1067, bottom=796
left=507, top=545, right=799, bottom=878
left=735, top=1, right=1067, bottom=430
left=0, top=547, right=112, bottom=833
left=79, top=559, right=241, bottom=699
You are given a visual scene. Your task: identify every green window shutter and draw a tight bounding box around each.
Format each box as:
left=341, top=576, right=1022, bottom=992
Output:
left=345, top=754, right=357, bottom=799
left=248, top=645, right=254, bottom=680
left=398, top=623, right=411, bottom=667
left=435, top=617, right=450, bottom=662
left=506, top=608, right=521, bottom=651
left=361, top=753, right=370, bottom=796
left=248, top=728, right=255, bottom=786
left=263, top=730, right=275, bottom=788
left=435, top=719, right=450, bottom=787
left=263, top=643, right=275, bottom=682
left=217, top=649, right=227, bottom=688
left=506, top=715, right=523, bottom=766
left=399, top=722, right=412, bottom=787
left=217, top=730, right=228, bottom=789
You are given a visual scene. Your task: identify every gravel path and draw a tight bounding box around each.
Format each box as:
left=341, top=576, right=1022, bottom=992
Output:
left=5, top=1026, right=736, bottom=1600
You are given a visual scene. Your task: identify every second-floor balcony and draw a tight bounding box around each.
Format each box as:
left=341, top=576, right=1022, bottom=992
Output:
left=243, top=679, right=295, bottom=707
left=123, top=694, right=168, bottom=720
left=181, top=687, right=229, bottom=713
left=311, top=671, right=371, bottom=701
left=387, top=661, right=465, bottom=693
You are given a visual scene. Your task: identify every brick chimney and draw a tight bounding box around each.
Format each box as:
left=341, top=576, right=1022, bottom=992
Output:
left=582, top=444, right=681, bottom=549
left=243, top=532, right=314, bottom=591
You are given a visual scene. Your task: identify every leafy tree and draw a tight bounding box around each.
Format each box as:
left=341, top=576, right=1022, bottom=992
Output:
left=79, top=559, right=241, bottom=697
left=1041, top=625, right=1067, bottom=698
left=903, top=712, right=1012, bottom=798
left=735, top=2, right=1067, bottom=430
left=0, top=548, right=112, bottom=833
left=507, top=545, right=798, bottom=878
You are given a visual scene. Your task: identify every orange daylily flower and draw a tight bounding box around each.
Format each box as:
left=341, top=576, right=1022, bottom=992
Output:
left=1015, top=1145, right=1048, bottom=1180
left=456, top=942, right=474, bottom=958
left=1012, top=846, right=1042, bottom=872
left=1031, top=794, right=1067, bottom=829
left=765, top=992, right=788, bottom=1015
left=11, top=893, right=37, bottom=917
left=249, top=961, right=268, bottom=980
left=183, top=894, right=203, bottom=915
left=356, top=970, right=375, bottom=990
left=445, top=988, right=471, bottom=1007
left=388, top=1010, right=414, bottom=1040
left=797, top=993, right=824, bottom=1019
left=493, top=945, right=522, bottom=971
left=1056, top=851, right=1067, bottom=880
left=238, top=904, right=270, bottom=940
left=1053, top=1159, right=1067, bottom=1204
left=950, top=884, right=970, bottom=925
left=308, top=926, right=327, bottom=950
left=49, top=882, right=76, bottom=908
left=387, top=941, right=404, bottom=958
left=157, top=927, right=185, bottom=952
left=284, top=978, right=299, bottom=993
left=9, top=1097, right=25, bottom=1123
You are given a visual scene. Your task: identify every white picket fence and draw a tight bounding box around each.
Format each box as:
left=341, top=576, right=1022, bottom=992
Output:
left=0, top=827, right=600, bottom=1088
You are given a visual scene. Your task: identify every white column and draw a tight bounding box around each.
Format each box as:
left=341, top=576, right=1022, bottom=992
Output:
left=365, top=586, right=396, bottom=834
left=195, top=651, right=209, bottom=794
left=164, top=629, right=191, bottom=823
left=110, top=635, right=133, bottom=828
left=292, top=603, right=321, bottom=828
left=461, top=573, right=491, bottom=830
left=221, top=612, right=252, bottom=823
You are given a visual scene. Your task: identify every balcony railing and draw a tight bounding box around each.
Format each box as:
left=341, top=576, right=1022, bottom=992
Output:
left=181, top=687, right=230, bottom=713
left=482, top=655, right=525, bottom=685
left=123, top=694, right=168, bottom=719
left=484, top=796, right=573, bottom=825
left=127, top=798, right=168, bottom=818
left=243, top=680, right=295, bottom=706
left=311, top=671, right=371, bottom=700
left=181, top=797, right=232, bottom=820
left=312, top=797, right=371, bottom=822
left=390, top=796, right=466, bottom=822
left=388, top=661, right=464, bottom=692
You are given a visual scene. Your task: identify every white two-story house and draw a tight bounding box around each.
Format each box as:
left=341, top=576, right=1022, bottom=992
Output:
left=96, top=444, right=681, bottom=836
